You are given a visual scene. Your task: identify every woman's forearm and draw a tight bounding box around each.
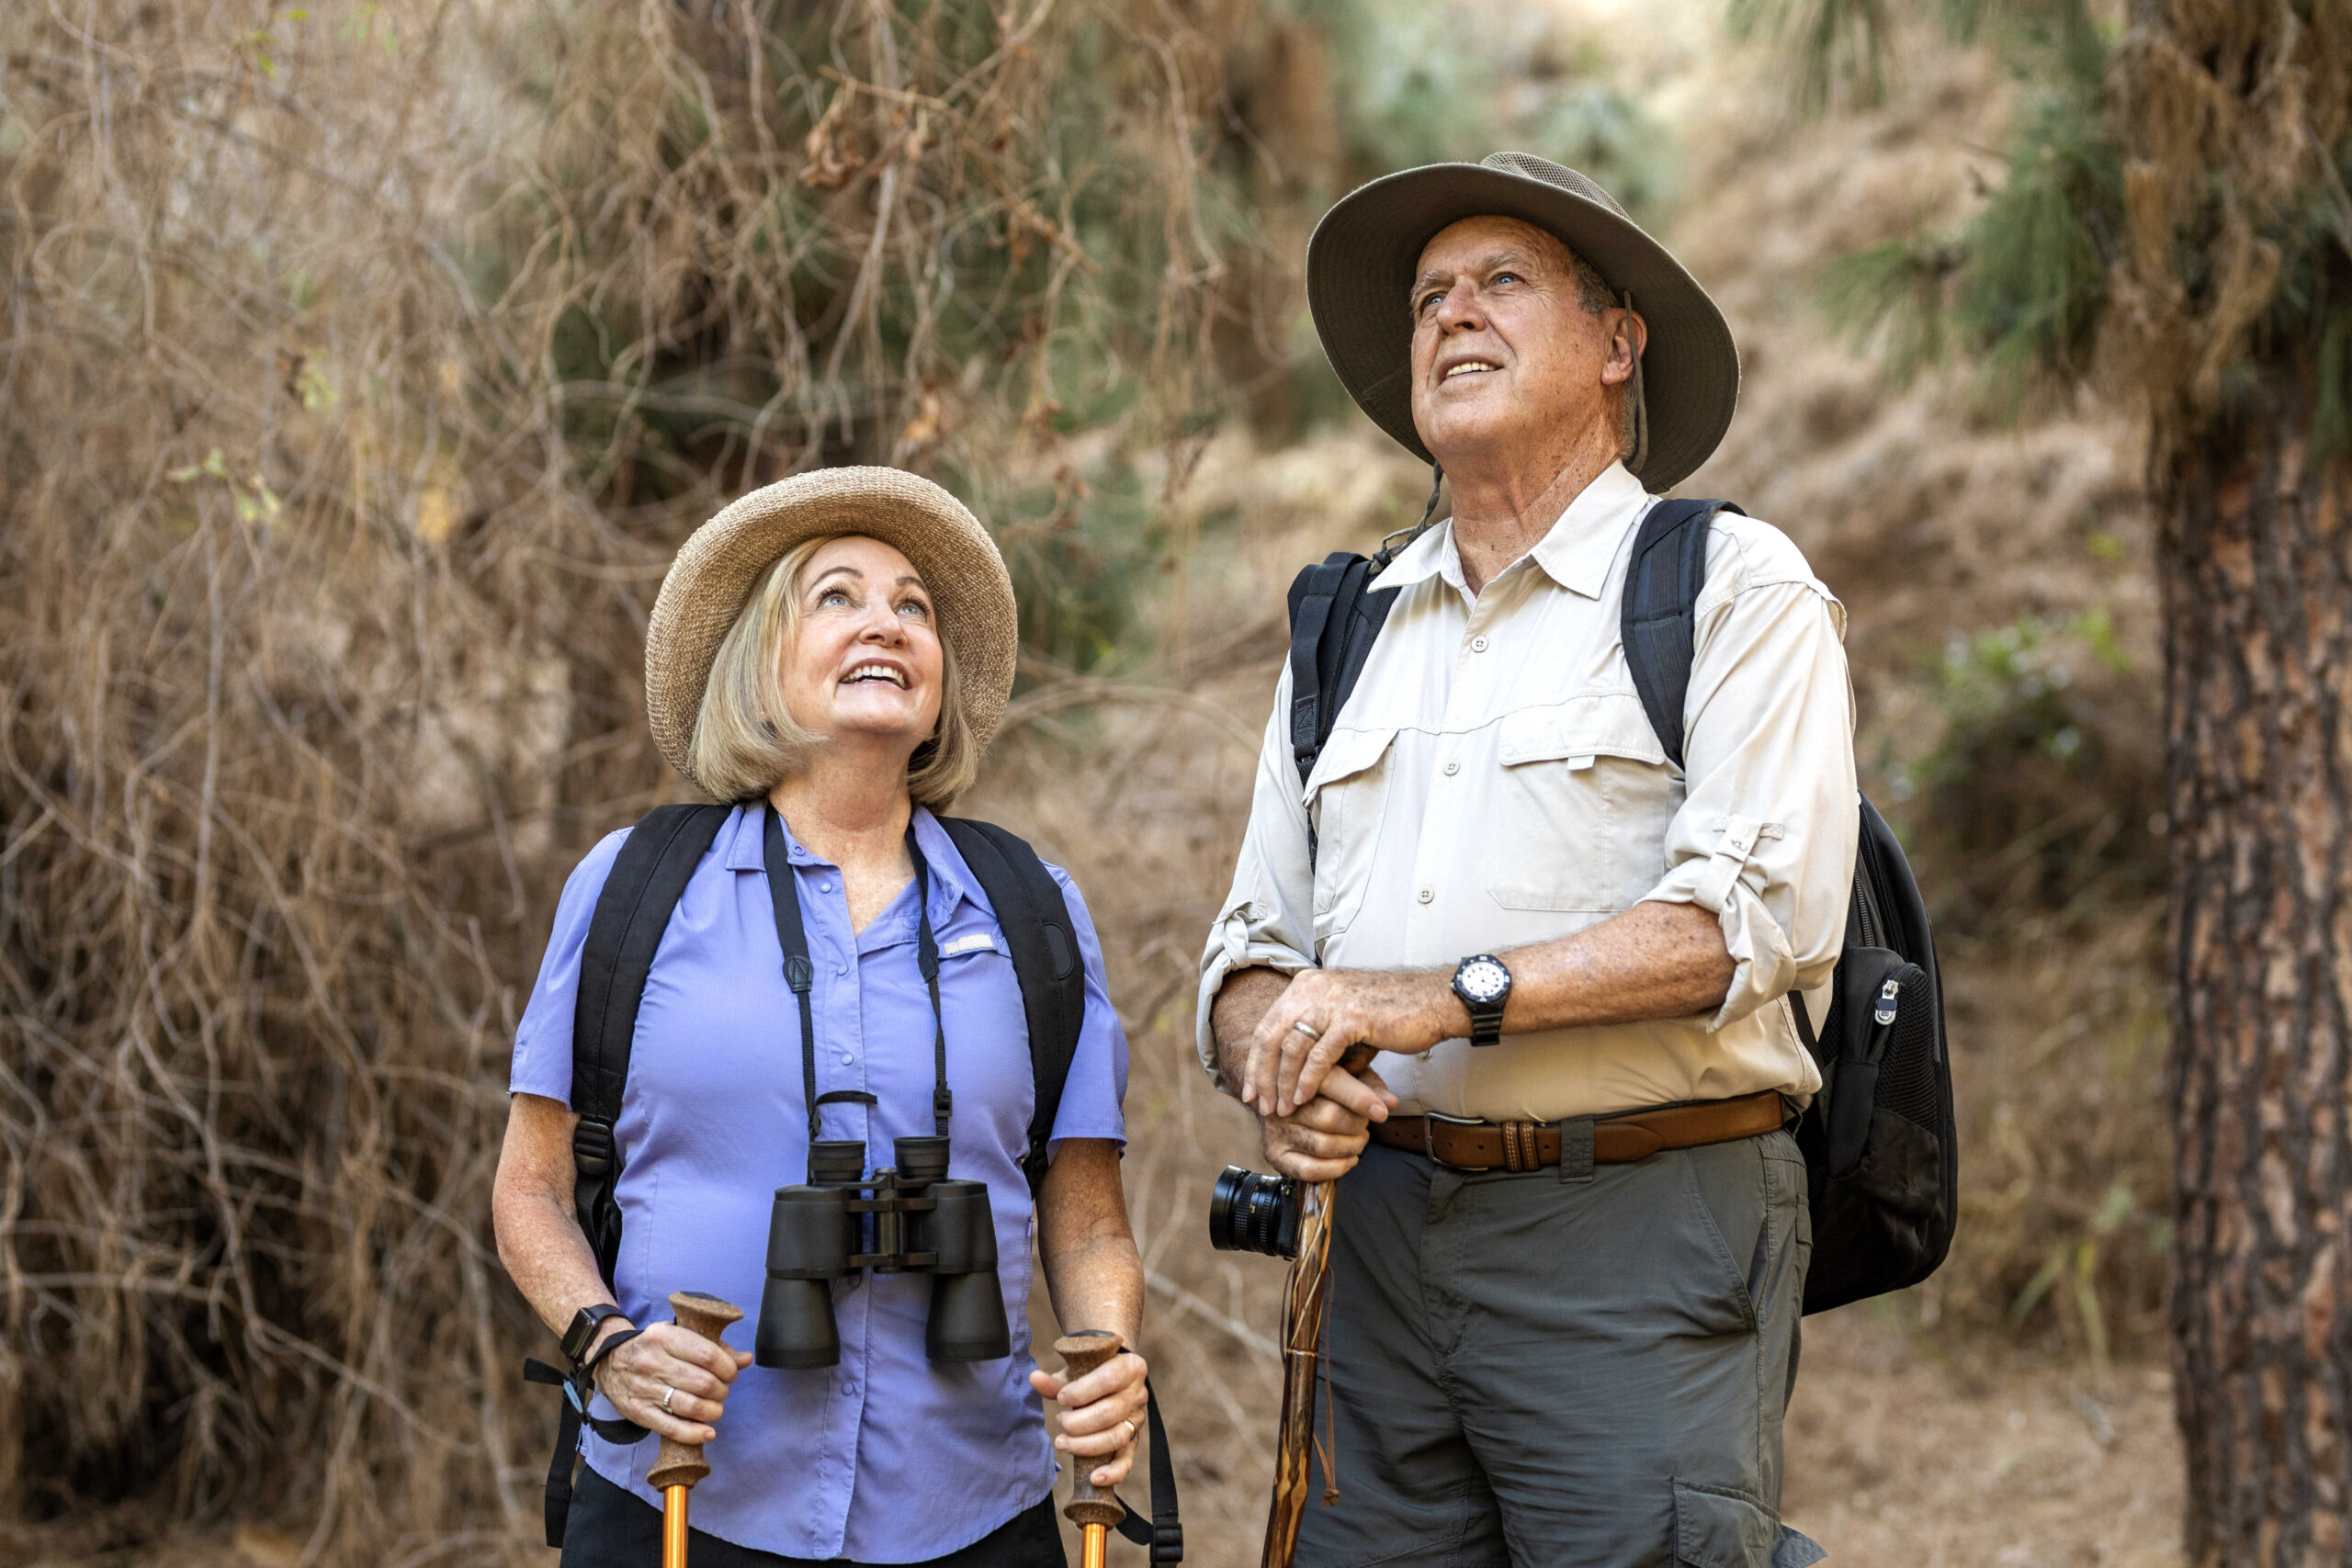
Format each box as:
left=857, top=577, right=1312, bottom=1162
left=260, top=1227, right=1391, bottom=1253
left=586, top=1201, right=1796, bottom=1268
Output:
left=1035, top=1139, right=1143, bottom=1343
left=492, top=1093, right=634, bottom=1347
left=1042, top=1233, right=1144, bottom=1344
left=494, top=1181, right=627, bottom=1338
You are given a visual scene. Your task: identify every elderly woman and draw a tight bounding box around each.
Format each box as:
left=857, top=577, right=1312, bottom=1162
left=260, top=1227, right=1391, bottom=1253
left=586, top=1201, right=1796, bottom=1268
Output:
left=493, top=469, right=1149, bottom=1568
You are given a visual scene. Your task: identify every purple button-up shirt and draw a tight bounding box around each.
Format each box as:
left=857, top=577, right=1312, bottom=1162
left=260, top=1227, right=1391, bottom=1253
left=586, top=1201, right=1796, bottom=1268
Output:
left=511, top=803, right=1128, bottom=1562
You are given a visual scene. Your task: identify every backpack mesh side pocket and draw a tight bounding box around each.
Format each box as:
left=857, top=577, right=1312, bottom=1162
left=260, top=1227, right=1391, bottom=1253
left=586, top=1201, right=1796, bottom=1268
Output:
left=1874, top=976, right=1939, bottom=1133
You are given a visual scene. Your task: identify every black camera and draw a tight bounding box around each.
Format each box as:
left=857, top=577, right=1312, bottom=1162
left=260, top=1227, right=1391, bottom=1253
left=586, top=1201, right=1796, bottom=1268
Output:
left=757, top=1134, right=1012, bottom=1369
left=1208, top=1165, right=1303, bottom=1259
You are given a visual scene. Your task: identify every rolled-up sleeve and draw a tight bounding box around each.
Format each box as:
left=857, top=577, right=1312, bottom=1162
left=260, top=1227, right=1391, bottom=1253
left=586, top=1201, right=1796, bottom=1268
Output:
left=1195, top=665, right=1318, bottom=1072
left=1640, top=547, right=1857, bottom=1032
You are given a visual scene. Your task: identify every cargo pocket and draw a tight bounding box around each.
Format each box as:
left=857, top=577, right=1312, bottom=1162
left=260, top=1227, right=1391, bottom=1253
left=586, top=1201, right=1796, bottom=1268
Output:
left=1487, top=694, right=1672, bottom=915
left=1303, top=725, right=1396, bottom=948
left=1672, top=1480, right=1824, bottom=1568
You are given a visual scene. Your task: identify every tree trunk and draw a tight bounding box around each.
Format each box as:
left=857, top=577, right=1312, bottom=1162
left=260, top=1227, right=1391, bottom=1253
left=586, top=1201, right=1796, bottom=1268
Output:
left=2165, top=366, right=2352, bottom=1565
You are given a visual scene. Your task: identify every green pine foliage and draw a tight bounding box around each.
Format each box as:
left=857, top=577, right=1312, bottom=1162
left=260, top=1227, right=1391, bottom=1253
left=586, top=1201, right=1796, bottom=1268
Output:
left=1951, top=90, right=2125, bottom=403
left=1299, top=0, right=1674, bottom=220
left=1724, top=0, right=1894, bottom=115
left=1764, top=0, right=2352, bottom=455
left=1795, top=2, right=2122, bottom=408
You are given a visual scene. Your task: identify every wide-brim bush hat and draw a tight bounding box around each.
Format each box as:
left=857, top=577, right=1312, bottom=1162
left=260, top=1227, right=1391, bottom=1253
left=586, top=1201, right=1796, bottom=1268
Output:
left=1306, top=151, right=1739, bottom=494
left=644, top=467, right=1018, bottom=780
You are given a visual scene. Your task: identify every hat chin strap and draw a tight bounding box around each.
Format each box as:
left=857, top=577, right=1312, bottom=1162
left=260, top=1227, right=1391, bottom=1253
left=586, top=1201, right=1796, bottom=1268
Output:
left=1620, top=289, right=1650, bottom=480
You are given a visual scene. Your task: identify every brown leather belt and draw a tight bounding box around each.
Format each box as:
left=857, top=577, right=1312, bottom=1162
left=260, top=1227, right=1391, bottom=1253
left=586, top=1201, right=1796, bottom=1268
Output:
left=1369, top=1089, right=1786, bottom=1173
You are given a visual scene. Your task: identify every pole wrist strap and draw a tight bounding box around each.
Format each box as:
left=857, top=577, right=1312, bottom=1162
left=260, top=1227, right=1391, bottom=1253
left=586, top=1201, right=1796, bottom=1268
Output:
left=1110, top=1378, right=1183, bottom=1562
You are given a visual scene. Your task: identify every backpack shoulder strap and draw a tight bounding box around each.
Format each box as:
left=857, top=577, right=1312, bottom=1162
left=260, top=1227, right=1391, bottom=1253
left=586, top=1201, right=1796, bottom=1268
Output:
left=1286, top=551, right=1399, bottom=791
left=1620, top=499, right=1745, bottom=770
left=937, top=817, right=1086, bottom=1196
left=569, top=802, right=729, bottom=1287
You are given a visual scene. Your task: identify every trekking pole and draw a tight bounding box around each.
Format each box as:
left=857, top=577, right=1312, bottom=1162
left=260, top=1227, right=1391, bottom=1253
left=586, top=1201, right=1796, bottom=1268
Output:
left=1055, top=1331, right=1128, bottom=1568
left=647, top=1292, right=744, bottom=1568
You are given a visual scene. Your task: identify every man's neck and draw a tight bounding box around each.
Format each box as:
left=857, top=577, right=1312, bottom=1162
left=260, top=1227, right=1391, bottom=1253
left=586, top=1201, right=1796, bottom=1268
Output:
left=1441, top=424, right=1624, bottom=595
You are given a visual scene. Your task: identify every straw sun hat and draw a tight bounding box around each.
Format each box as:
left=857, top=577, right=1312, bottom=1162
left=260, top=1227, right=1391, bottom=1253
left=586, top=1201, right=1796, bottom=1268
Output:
left=1306, top=152, right=1740, bottom=494
left=643, top=467, right=1018, bottom=783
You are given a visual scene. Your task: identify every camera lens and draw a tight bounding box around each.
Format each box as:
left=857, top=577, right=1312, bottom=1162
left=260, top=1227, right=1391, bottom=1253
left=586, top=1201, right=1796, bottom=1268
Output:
left=1207, top=1165, right=1302, bottom=1259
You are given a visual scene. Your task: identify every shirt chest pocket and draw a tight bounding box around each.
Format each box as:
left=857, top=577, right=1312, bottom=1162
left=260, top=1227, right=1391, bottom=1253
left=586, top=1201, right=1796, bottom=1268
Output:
left=1486, top=696, right=1677, bottom=915
left=1304, top=725, right=1397, bottom=950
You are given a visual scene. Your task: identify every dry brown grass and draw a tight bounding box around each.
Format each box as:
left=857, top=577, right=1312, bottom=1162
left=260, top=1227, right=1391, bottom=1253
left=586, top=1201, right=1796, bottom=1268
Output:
left=0, top=0, right=1241, bottom=1556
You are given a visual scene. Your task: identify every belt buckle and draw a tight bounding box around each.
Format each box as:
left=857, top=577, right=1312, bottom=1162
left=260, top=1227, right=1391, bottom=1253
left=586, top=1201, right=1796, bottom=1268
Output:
left=1421, top=1110, right=1487, bottom=1171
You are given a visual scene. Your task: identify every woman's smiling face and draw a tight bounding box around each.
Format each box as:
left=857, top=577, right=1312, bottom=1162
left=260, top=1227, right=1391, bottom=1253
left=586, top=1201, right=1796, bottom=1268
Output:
left=775, top=535, right=944, bottom=750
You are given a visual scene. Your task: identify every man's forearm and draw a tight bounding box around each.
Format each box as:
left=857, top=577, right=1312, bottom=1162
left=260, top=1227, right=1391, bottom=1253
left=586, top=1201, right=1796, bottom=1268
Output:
left=1500, top=899, right=1734, bottom=1032
left=1208, top=965, right=1294, bottom=1096
left=1237, top=900, right=1736, bottom=1115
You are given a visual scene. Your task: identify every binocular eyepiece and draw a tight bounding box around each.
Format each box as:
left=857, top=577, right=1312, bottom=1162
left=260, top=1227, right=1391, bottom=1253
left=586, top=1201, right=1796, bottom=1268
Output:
left=1208, top=1164, right=1303, bottom=1259
left=757, top=1135, right=1012, bottom=1369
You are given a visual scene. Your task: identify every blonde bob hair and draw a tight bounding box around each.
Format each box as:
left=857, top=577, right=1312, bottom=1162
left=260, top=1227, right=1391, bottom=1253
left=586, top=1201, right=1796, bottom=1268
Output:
left=686, top=535, right=980, bottom=807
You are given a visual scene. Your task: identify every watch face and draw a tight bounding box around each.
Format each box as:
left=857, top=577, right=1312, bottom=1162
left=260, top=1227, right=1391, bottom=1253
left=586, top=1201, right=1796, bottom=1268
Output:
left=1457, top=957, right=1510, bottom=1006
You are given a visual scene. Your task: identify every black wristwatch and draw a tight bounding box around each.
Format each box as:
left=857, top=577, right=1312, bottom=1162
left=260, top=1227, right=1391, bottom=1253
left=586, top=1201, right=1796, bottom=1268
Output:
left=1451, top=954, right=1513, bottom=1046
left=561, top=1302, right=629, bottom=1369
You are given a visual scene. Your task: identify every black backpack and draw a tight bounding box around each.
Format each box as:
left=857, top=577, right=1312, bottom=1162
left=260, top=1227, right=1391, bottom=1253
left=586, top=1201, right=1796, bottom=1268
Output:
left=525, top=804, right=1182, bottom=1560
left=1284, top=499, right=1957, bottom=1315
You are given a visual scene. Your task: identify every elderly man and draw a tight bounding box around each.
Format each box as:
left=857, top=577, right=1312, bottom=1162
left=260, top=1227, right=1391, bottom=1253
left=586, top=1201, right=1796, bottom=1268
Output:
left=1198, top=153, right=1851, bottom=1566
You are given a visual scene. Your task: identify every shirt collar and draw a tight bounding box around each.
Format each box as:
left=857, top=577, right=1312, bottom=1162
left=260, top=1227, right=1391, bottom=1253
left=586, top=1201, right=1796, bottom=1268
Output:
left=719, top=800, right=974, bottom=926
left=1369, top=460, right=1653, bottom=602
left=1529, top=460, right=1652, bottom=599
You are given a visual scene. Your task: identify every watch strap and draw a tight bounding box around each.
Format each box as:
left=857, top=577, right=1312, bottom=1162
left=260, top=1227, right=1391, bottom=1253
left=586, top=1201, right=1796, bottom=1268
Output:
left=561, top=1301, right=628, bottom=1367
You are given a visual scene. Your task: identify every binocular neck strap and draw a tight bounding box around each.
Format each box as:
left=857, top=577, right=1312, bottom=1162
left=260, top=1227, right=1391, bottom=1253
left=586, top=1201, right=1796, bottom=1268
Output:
left=762, top=805, right=955, bottom=1153
left=907, top=829, right=953, bottom=1137
left=763, top=806, right=826, bottom=1151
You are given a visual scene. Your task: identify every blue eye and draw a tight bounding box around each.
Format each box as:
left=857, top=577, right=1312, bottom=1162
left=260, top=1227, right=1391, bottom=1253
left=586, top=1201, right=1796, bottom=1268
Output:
left=899, top=598, right=930, bottom=619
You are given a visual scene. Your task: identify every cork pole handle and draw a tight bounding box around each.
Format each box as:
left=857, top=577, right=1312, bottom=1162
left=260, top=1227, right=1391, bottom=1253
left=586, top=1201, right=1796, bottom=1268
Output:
left=1055, top=1330, right=1128, bottom=1537
left=646, top=1291, right=745, bottom=1491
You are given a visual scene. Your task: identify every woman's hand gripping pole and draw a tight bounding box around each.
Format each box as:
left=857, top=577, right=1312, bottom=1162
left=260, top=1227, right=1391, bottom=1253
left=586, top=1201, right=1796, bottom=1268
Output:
left=646, top=1292, right=745, bottom=1568
left=1056, top=1331, right=1128, bottom=1568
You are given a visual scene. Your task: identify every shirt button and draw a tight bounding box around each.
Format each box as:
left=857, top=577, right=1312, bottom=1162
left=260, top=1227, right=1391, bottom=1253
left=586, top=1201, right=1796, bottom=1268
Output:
left=839, top=1052, right=854, bottom=1066
left=1470, top=635, right=1488, bottom=653
left=820, top=881, right=834, bottom=893
left=1417, top=886, right=1433, bottom=904
left=1443, top=761, right=1460, bottom=776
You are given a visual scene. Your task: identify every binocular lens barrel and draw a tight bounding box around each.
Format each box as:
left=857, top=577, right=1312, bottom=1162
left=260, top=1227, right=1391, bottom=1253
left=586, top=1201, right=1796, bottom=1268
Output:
left=924, top=1180, right=1011, bottom=1361
left=757, top=1186, right=851, bottom=1369
left=808, top=1139, right=867, bottom=1185
left=894, top=1135, right=951, bottom=1186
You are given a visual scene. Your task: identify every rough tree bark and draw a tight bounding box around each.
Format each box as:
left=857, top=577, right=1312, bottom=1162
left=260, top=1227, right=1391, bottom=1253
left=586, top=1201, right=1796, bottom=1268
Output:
left=2164, top=365, right=2352, bottom=1565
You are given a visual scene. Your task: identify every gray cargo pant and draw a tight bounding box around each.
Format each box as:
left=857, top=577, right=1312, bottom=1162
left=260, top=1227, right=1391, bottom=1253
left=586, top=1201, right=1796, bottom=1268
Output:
left=1293, top=1129, right=1825, bottom=1568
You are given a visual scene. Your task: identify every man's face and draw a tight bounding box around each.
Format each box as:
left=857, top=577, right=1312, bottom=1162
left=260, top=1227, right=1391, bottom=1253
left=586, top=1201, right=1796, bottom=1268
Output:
left=1406, top=215, right=1640, bottom=471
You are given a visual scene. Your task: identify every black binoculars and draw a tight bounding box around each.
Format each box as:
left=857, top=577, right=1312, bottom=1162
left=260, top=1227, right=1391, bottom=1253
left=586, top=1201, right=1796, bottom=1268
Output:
left=756, top=1135, right=1012, bottom=1369
left=1207, top=1164, right=1302, bottom=1259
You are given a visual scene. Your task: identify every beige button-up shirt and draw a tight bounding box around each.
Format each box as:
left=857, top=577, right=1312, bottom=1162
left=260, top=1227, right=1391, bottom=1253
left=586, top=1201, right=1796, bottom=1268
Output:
left=1196, top=461, right=1857, bottom=1122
